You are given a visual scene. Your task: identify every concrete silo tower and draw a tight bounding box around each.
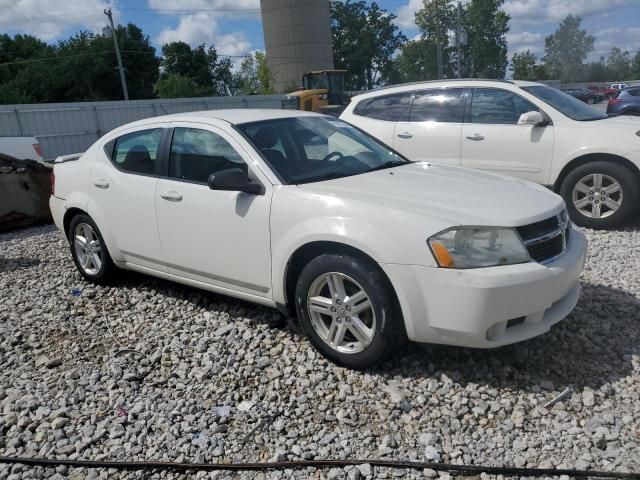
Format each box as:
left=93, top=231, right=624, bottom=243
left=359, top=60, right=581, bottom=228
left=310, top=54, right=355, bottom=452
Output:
left=260, top=0, right=335, bottom=93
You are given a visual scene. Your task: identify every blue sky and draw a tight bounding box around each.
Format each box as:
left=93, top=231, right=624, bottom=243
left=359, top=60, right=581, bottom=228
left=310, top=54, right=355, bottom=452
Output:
left=1, top=0, right=639, bottom=63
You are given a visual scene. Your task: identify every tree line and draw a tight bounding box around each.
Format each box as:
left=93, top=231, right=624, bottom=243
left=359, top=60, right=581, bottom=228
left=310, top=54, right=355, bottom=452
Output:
left=334, top=0, right=640, bottom=88
left=0, top=25, right=272, bottom=104
left=511, top=15, right=640, bottom=83
left=1, top=0, right=639, bottom=104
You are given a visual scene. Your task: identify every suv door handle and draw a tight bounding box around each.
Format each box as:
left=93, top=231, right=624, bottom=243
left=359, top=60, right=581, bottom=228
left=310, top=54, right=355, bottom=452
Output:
left=160, top=191, right=183, bottom=202
left=93, top=179, right=109, bottom=189
left=466, top=133, right=485, bottom=141
left=397, top=132, right=413, bottom=139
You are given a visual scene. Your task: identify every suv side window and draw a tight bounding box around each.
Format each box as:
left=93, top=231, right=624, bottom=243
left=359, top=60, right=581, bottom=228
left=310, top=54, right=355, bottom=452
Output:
left=169, top=127, right=246, bottom=184
left=112, top=128, right=163, bottom=175
left=409, top=88, right=465, bottom=122
left=353, top=92, right=412, bottom=121
left=470, top=88, right=539, bottom=125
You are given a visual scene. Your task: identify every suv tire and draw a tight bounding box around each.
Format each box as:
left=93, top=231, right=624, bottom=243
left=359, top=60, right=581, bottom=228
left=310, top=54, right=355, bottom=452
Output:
left=560, top=161, right=639, bottom=229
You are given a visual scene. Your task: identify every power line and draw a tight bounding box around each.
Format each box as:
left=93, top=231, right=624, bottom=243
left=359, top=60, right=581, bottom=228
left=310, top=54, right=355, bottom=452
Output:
left=0, top=49, right=369, bottom=68
left=0, top=51, right=115, bottom=66
left=0, top=12, right=104, bottom=27
left=0, top=7, right=261, bottom=26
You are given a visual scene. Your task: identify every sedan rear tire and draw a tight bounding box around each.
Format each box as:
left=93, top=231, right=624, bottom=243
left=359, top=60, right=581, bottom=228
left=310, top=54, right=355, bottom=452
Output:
left=295, top=254, right=404, bottom=369
left=68, top=214, right=118, bottom=284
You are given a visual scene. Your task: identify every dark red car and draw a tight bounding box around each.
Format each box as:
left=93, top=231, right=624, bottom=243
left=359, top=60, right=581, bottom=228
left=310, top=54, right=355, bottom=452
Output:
left=587, top=85, right=617, bottom=99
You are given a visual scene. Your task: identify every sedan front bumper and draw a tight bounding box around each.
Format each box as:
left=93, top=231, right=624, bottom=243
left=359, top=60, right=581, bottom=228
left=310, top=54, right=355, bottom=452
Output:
left=380, top=227, right=588, bottom=348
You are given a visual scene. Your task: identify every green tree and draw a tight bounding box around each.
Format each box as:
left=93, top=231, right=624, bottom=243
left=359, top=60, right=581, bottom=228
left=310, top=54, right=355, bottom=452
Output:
left=160, top=41, right=232, bottom=95
left=543, top=15, right=594, bottom=82
left=0, top=24, right=159, bottom=104
left=233, top=51, right=274, bottom=95
left=54, top=25, right=158, bottom=102
left=0, top=34, right=56, bottom=103
left=331, top=0, right=406, bottom=90
left=113, top=24, right=159, bottom=99
left=511, top=50, right=547, bottom=80
left=606, top=47, right=632, bottom=80
left=632, top=51, right=640, bottom=78
left=414, top=0, right=456, bottom=78
left=463, top=0, right=510, bottom=78
left=389, top=39, right=439, bottom=83
left=585, top=57, right=610, bottom=82
left=153, top=73, right=206, bottom=98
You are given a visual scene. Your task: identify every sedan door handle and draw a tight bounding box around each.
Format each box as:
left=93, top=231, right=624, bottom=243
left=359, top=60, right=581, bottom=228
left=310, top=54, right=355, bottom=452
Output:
left=397, top=132, right=413, bottom=139
left=160, top=191, right=183, bottom=202
left=93, top=179, right=109, bottom=189
left=466, top=133, right=485, bottom=141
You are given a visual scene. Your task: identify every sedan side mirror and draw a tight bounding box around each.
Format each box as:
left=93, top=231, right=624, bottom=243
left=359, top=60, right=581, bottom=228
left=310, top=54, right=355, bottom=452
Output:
left=207, top=168, right=263, bottom=195
left=518, top=110, right=547, bottom=126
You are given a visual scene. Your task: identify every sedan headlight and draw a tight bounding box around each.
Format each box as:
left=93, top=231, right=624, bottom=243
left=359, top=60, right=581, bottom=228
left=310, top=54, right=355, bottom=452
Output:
left=428, top=227, right=530, bottom=269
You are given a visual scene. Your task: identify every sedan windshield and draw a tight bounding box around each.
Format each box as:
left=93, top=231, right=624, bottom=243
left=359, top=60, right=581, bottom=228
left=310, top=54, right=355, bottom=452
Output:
left=522, top=86, right=607, bottom=121
left=237, top=116, right=408, bottom=184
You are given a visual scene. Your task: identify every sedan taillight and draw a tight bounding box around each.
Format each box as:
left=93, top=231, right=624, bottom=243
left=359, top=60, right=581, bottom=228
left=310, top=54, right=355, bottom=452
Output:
left=33, top=143, right=42, bottom=157
left=51, top=171, right=55, bottom=196
left=608, top=98, right=621, bottom=105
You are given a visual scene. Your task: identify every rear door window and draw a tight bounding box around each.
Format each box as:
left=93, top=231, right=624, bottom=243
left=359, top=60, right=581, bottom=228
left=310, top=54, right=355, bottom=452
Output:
left=353, top=92, right=412, bottom=121
left=111, top=128, right=163, bottom=175
left=409, top=88, right=466, bottom=122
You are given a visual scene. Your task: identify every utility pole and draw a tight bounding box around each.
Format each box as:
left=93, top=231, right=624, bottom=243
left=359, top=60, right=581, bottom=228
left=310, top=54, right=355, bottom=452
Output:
left=104, top=8, right=129, bottom=101
left=435, top=20, right=443, bottom=79
left=456, top=1, right=462, bottom=78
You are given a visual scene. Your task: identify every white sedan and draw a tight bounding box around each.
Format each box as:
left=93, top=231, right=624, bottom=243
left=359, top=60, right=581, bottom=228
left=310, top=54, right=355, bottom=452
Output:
left=50, top=110, right=587, bottom=369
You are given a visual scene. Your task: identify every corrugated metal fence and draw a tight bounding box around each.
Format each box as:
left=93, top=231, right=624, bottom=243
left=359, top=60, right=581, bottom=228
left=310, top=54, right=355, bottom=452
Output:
left=0, top=95, right=297, bottom=160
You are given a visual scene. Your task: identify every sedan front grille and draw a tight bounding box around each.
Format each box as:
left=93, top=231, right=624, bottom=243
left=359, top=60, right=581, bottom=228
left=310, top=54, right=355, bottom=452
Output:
left=526, top=233, right=564, bottom=262
left=516, top=213, right=570, bottom=264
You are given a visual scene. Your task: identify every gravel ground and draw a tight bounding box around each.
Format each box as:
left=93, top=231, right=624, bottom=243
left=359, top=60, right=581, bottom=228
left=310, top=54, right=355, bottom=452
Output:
left=1, top=222, right=639, bottom=480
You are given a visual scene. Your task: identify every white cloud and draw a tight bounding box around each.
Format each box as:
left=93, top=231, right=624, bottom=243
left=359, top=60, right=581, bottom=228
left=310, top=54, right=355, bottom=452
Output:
left=157, top=12, right=217, bottom=46
left=395, top=0, right=471, bottom=30
left=504, top=0, right=631, bottom=25
left=396, top=0, right=424, bottom=29
left=148, top=0, right=259, bottom=15
left=506, top=31, right=545, bottom=56
left=0, top=0, right=117, bottom=40
left=156, top=12, right=252, bottom=57
left=591, top=26, right=640, bottom=60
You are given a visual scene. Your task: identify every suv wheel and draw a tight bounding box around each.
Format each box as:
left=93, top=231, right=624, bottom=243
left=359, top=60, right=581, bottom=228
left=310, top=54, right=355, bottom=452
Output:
left=560, top=161, right=639, bottom=229
left=68, top=214, right=117, bottom=284
left=295, top=254, right=403, bottom=369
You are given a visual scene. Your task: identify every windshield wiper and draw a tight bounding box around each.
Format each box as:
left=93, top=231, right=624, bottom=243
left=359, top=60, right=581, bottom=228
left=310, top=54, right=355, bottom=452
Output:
left=365, top=160, right=407, bottom=173
left=295, top=171, right=355, bottom=185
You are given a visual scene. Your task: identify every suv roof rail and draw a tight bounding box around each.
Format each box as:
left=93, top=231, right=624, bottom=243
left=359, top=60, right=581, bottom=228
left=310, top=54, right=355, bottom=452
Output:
left=369, top=78, right=515, bottom=93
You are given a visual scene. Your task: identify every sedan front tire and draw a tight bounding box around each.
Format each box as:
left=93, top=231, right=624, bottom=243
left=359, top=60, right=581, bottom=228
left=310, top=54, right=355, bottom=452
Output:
left=295, top=253, right=404, bottom=369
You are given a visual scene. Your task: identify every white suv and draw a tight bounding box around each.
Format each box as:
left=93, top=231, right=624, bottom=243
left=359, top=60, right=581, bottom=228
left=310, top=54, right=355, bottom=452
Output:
left=341, top=80, right=640, bottom=228
left=50, top=110, right=587, bottom=369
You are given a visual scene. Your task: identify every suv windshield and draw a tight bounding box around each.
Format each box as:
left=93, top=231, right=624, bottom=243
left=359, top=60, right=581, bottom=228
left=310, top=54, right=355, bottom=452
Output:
left=238, top=116, right=408, bottom=184
left=522, top=86, right=607, bottom=121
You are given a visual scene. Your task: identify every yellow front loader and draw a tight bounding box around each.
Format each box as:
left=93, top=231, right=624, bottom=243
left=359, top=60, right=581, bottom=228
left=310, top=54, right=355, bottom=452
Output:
left=287, top=70, right=349, bottom=116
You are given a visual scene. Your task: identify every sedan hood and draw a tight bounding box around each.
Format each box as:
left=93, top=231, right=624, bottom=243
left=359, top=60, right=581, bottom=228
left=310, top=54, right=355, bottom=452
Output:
left=298, top=162, right=564, bottom=227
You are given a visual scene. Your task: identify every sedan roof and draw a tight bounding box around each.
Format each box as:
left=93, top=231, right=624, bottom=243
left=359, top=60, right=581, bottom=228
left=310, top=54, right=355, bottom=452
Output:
left=135, top=109, right=323, bottom=127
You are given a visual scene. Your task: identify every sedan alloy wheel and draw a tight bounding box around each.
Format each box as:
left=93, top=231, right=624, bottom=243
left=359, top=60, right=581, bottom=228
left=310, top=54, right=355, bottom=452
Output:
left=73, top=223, right=103, bottom=275
left=307, top=272, right=376, bottom=354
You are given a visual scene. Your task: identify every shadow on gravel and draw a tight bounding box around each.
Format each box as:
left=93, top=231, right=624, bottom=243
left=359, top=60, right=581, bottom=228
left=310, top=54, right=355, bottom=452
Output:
left=0, top=256, right=41, bottom=273
left=111, top=269, right=287, bottom=329
left=377, top=282, right=640, bottom=393
left=82, top=263, right=638, bottom=394
left=0, top=222, right=56, bottom=243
